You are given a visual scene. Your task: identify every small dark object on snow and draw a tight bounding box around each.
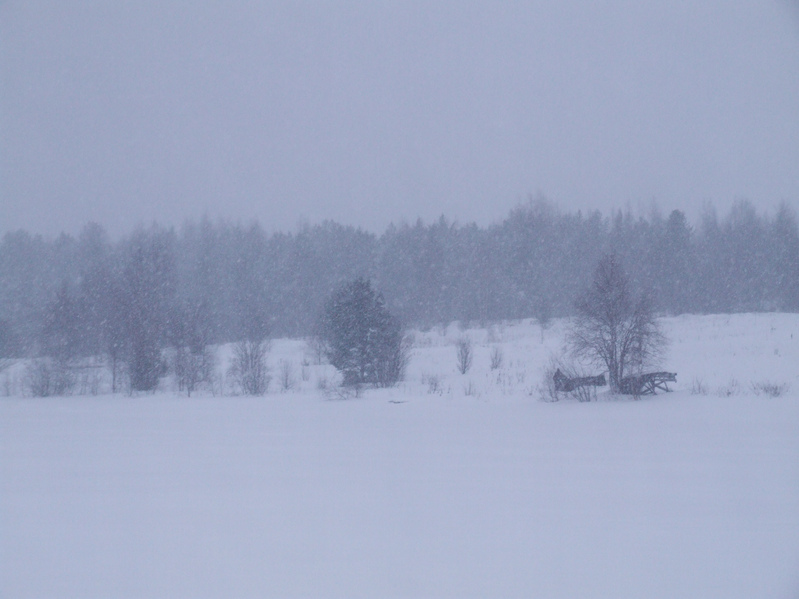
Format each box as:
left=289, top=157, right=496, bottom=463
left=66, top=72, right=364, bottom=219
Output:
left=553, top=369, right=607, bottom=393
left=619, top=372, right=677, bottom=396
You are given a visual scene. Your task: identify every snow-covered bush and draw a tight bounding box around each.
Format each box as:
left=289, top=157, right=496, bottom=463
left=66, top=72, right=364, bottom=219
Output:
left=490, top=346, right=503, bottom=370
left=751, top=381, right=790, bottom=398
left=171, top=346, right=215, bottom=397
left=228, top=339, right=270, bottom=395
left=456, top=337, right=473, bottom=375
left=278, top=360, right=296, bottom=392
left=716, top=379, right=741, bottom=397
left=539, top=356, right=598, bottom=402
left=75, top=363, right=106, bottom=396
left=423, top=373, right=442, bottom=395
left=24, top=359, right=76, bottom=397
left=690, top=378, right=708, bottom=396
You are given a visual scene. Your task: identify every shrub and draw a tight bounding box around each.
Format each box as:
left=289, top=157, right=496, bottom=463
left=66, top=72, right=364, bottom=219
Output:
left=423, top=373, right=442, bottom=395
left=463, top=380, right=477, bottom=396
left=456, top=337, right=473, bottom=375
left=489, top=346, right=504, bottom=370
left=715, top=379, right=741, bottom=397
left=690, top=377, right=708, bottom=396
left=278, top=360, right=296, bottom=392
left=25, top=358, right=75, bottom=397
left=539, top=356, right=597, bottom=402
left=228, top=339, right=270, bottom=395
left=172, top=346, right=215, bottom=397
left=751, top=381, right=790, bottom=398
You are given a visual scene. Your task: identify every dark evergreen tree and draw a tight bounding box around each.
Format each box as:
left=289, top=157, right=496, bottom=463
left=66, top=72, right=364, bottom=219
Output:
left=648, top=209, right=694, bottom=314
left=0, top=318, right=21, bottom=359
left=770, top=203, right=799, bottom=311
left=74, top=223, right=112, bottom=357
left=320, top=278, right=408, bottom=388
left=724, top=200, right=769, bottom=310
left=40, top=280, right=81, bottom=363
left=1, top=230, right=72, bottom=354
left=123, top=228, right=175, bottom=392
left=103, top=274, right=128, bottom=393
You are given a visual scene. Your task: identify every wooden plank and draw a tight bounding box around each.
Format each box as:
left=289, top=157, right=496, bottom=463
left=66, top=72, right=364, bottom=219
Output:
left=619, top=372, right=677, bottom=395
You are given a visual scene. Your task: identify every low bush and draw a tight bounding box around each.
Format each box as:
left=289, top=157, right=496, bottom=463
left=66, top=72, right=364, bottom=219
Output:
left=539, top=356, right=599, bottom=402
left=228, top=339, right=270, bottom=395
left=278, top=360, right=296, bottom=392
left=423, top=373, right=442, bottom=395
left=489, top=347, right=503, bottom=371
left=715, top=379, right=741, bottom=397
left=751, top=381, right=790, bottom=398
left=25, top=359, right=75, bottom=397
left=690, top=378, right=708, bottom=396
left=456, top=337, right=473, bottom=375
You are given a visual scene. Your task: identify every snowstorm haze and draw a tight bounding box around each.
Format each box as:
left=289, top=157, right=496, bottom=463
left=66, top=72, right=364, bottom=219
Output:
left=2, top=1, right=798, bottom=237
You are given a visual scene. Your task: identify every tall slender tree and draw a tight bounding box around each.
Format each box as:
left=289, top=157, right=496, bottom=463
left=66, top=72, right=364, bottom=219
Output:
left=123, top=228, right=176, bottom=392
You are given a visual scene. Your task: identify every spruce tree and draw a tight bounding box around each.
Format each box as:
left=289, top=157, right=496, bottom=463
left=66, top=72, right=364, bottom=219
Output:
left=320, top=278, right=407, bottom=388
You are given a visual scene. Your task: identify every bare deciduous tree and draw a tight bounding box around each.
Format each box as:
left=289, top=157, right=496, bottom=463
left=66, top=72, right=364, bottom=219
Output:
left=228, top=339, right=270, bottom=395
left=567, top=253, right=666, bottom=393
left=173, top=346, right=215, bottom=396
left=306, top=334, right=328, bottom=366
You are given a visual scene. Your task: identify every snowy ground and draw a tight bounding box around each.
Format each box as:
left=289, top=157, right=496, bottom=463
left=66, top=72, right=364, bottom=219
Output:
left=2, top=313, right=798, bottom=598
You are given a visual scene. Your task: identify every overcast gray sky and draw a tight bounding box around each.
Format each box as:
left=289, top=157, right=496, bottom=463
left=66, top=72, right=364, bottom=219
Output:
left=2, top=1, right=798, bottom=237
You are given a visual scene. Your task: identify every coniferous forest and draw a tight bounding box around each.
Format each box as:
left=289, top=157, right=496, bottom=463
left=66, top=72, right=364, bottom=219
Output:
left=1, top=199, right=797, bottom=362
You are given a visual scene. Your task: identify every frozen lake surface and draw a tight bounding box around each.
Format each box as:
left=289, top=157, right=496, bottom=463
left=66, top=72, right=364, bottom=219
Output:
left=2, top=313, right=798, bottom=597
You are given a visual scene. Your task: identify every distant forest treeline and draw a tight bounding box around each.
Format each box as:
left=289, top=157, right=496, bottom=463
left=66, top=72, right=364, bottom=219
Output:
left=1, top=199, right=797, bottom=357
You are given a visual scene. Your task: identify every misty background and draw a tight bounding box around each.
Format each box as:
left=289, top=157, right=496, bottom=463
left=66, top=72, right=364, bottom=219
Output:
left=2, top=2, right=799, bottom=360
left=1, top=200, right=797, bottom=360
left=2, top=1, right=799, bottom=238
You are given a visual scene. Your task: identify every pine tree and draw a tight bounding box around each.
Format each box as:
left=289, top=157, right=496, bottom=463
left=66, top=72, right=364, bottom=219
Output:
left=320, top=278, right=408, bottom=388
left=123, top=229, right=175, bottom=392
left=41, top=281, right=81, bottom=363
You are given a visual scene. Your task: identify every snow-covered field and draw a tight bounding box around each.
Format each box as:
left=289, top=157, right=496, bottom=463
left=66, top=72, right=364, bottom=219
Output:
left=2, top=313, right=798, bottom=598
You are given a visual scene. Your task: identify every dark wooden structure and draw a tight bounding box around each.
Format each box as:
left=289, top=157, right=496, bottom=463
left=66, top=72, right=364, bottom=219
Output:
left=618, top=372, right=677, bottom=396
left=553, top=369, right=606, bottom=393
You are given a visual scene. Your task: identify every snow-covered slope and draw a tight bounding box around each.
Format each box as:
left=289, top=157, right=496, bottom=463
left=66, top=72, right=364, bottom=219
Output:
left=2, top=313, right=798, bottom=597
